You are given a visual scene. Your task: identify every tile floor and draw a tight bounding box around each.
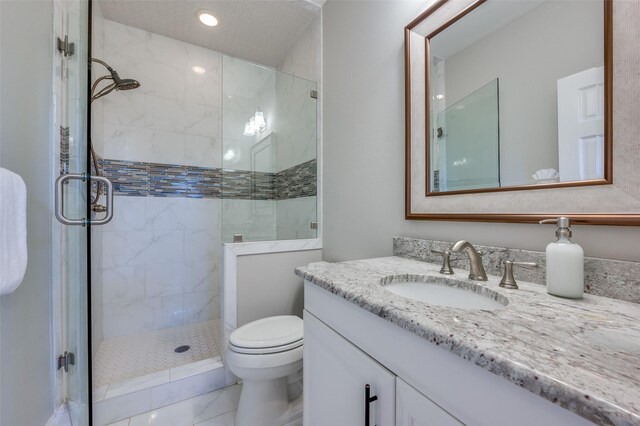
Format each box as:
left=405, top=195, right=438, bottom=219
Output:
left=104, top=384, right=303, bottom=426
left=94, top=319, right=222, bottom=388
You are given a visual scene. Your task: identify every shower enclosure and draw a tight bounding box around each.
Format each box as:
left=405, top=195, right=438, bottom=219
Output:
left=88, top=4, right=319, bottom=423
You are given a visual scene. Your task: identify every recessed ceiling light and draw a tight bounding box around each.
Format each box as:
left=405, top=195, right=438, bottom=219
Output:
left=197, top=10, right=219, bottom=27
left=192, top=66, right=206, bottom=74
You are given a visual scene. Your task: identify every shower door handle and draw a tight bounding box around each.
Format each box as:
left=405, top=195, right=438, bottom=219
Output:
left=55, top=173, right=114, bottom=226
left=55, top=173, right=88, bottom=226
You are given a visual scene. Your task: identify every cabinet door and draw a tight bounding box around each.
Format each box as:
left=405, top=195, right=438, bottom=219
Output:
left=396, top=378, right=463, bottom=426
left=304, top=311, right=396, bottom=426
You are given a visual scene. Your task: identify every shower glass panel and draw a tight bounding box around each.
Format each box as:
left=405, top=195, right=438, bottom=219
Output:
left=431, top=79, right=500, bottom=192
left=61, top=0, right=91, bottom=424
left=221, top=56, right=318, bottom=242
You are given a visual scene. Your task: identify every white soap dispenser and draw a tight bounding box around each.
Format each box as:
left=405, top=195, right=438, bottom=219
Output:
left=539, top=217, right=584, bottom=298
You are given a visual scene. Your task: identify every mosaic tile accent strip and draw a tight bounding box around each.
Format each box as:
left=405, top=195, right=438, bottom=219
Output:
left=275, top=159, right=317, bottom=200
left=101, top=157, right=316, bottom=201
left=103, top=159, right=223, bottom=198
left=393, top=237, right=640, bottom=303
left=222, top=169, right=275, bottom=200
left=59, top=126, right=69, bottom=175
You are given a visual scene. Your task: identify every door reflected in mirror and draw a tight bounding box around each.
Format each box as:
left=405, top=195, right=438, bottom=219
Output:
left=424, top=0, right=608, bottom=195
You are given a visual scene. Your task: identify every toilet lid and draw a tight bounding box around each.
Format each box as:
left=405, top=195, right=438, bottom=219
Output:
left=230, top=315, right=303, bottom=352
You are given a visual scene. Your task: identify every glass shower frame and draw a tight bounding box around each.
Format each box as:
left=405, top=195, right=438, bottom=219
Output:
left=221, top=55, right=319, bottom=243
left=56, top=0, right=93, bottom=422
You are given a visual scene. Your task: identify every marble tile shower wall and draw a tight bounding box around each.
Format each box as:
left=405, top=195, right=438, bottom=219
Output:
left=101, top=20, right=221, bottom=168
left=102, top=197, right=220, bottom=338
left=275, top=72, right=316, bottom=172
left=99, top=20, right=222, bottom=337
left=276, top=197, right=317, bottom=240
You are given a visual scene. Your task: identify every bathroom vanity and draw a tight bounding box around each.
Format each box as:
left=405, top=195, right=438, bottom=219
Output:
left=298, top=256, right=640, bottom=426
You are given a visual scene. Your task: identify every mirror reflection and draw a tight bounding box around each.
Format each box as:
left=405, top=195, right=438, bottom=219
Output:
left=428, top=0, right=605, bottom=194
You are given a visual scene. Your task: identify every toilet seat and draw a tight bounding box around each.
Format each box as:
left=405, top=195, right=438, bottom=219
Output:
left=229, top=315, right=303, bottom=355
left=229, top=338, right=302, bottom=355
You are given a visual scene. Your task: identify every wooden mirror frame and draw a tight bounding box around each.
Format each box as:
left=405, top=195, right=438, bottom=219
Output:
left=404, top=0, right=640, bottom=225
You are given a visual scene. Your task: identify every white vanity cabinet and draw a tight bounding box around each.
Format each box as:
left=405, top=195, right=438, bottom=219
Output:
left=303, top=282, right=592, bottom=426
left=305, top=311, right=463, bottom=426
left=396, top=378, right=463, bottom=426
left=304, top=313, right=396, bottom=425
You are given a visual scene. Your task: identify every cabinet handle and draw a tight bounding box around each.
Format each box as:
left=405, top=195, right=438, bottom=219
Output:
left=364, top=384, right=378, bottom=426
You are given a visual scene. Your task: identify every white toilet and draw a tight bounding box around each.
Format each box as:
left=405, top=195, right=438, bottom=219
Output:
left=227, top=315, right=303, bottom=426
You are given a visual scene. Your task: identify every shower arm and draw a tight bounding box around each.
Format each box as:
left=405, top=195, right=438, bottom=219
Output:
left=91, top=57, right=114, bottom=72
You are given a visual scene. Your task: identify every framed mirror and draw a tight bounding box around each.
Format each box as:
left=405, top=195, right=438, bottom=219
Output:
left=405, top=0, right=640, bottom=225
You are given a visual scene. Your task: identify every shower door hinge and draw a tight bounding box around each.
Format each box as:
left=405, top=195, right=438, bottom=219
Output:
left=310, top=90, right=318, bottom=99
left=57, top=36, right=75, bottom=57
left=57, top=351, right=75, bottom=373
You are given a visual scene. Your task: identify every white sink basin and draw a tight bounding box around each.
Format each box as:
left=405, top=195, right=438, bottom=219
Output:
left=382, top=277, right=507, bottom=311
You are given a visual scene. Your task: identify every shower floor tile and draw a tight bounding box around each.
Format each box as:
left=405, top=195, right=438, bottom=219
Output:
left=94, top=319, right=222, bottom=389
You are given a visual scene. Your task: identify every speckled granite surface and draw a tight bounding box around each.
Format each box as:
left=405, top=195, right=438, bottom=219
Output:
left=296, top=257, right=640, bottom=426
left=393, top=237, right=640, bottom=303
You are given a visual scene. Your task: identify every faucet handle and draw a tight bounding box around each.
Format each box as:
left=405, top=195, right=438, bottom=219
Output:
left=499, top=260, right=539, bottom=289
left=431, top=249, right=454, bottom=275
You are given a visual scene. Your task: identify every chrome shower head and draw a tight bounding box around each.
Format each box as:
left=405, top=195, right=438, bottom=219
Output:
left=110, top=69, right=141, bottom=91
left=91, top=58, right=140, bottom=102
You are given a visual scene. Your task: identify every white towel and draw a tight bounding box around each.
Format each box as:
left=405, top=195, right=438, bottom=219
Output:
left=0, top=167, right=27, bottom=295
left=531, top=168, right=559, bottom=182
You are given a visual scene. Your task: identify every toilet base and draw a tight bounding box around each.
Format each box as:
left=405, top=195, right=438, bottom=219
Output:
left=235, top=377, right=288, bottom=426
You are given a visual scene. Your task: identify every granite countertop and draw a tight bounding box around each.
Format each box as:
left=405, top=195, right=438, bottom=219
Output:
left=295, top=256, right=640, bottom=426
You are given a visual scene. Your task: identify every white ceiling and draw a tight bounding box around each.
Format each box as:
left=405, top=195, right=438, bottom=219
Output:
left=97, top=0, right=320, bottom=68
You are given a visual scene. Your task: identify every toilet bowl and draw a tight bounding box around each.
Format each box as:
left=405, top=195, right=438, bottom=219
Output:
left=227, top=315, right=303, bottom=426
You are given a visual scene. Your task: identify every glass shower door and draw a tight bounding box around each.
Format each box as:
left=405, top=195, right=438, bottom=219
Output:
left=55, top=0, right=91, bottom=423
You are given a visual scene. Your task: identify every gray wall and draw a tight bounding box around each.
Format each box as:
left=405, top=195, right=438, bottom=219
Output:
left=236, top=249, right=322, bottom=327
left=0, top=1, right=54, bottom=425
left=322, top=1, right=640, bottom=264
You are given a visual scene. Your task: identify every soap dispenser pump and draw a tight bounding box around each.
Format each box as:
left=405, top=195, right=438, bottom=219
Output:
left=539, top=217, right=584, bottom=298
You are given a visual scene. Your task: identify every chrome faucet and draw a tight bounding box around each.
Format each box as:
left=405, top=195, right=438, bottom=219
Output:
left=448, top=240, right=488, bottom=281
